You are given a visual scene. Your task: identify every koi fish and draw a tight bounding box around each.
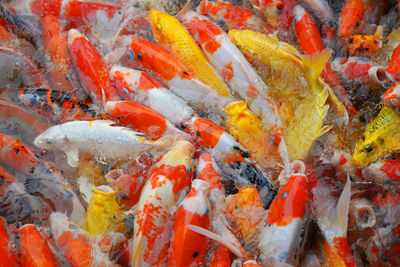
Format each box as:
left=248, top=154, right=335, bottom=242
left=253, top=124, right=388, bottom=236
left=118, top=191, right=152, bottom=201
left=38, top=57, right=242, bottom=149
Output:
left=19, top=224, right=59, bottom=267
left=0, top=217, right=18, bottom=266
left=149, top=9, right=232, bottom=98
left=119, top=35, right=234, bottom=117
left=168, top=179, right=211, bottom=267
left=105, top=100, right=186, bottom=140
left=105, top=154, right=153, bottom=209
left=0, top=97, right=49, bottom=135
left=68, top=29, right=120, bottom=107
left=228, top=29, right=332, bottom=160
left=110, top=66, right=276, bottom=205
left=18, top=88, right=101, bottom=123
left=86, top=185, right=123, bottom=237
left=293, top=5, right=356, bottom=114
left=339, top=0, right=369, bottom=37
left=41, top=15, right=76, bottom=93
left=34, top=120, right=172, bottom=167
left=249, top=0, right=297, bottom=27
left=132, top=140, right=194, bottom=266
left=353, top=105, right=400, bottom=166
left=0, top=133, right=85, bottom=224
left=259, top=161, right=309, bottom=266
left=312, top=177, right=355, bottom=266
left=208, top=244, right=232, bottom=267
left=196, top=0, right=274, bottom=34
left=180, top=10, right=286, bottom=147
left=383, top=82, right=400, bottom=108
left=386, top=44, right=400, bottom=81
left=0, top=24, right=35, bottom=58
left=347, top=29, right=383, bottom=56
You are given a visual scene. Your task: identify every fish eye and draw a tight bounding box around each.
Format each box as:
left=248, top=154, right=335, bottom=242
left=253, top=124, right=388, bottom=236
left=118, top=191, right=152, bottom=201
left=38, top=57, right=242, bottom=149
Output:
left=46, top=138, right=53, bottom=144
left=156, top=23, right=162, bottom=30
left=126, top=50, right=135, bottom=60
left=354, top=20, right=361, bottom=28
left=276, top=3, right=284, bottom=12
left=137, top=53, right=143, bottom=60
left=364, top=144, right=373, bottom=153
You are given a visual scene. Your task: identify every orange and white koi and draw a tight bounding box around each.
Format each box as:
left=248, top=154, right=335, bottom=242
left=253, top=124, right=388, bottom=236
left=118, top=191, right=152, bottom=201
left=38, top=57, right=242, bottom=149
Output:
left=119, top=35, right=234, bottom=116
left=383, top=82, right=400, bottom=108
left=312, top=177, right=355, bottom=266
left=0, top=97, right=49, bottom=135
left=331, top=57, right=394, bottom=88
left=68, top=29, right=120, bottom=107
left=258, top=161, right=309, bottom=266
left=0, top=45, right=49, bottom=88
left=105, top=154, right=153, bottom=209
left=149, top=9, right=233, bottom=99
left=110, top=66, right=276, bottom=204
left=293, top=5, right=356, bottom=114
left=132, top=140, right=194, bottom=266
left=386, top=44, right=400, bottom=81
left=197, top=0, right=274, bottom=34
left=168, top=179, right=210, bottom=267
left=0, top=133, right=85, bottom=224
left=105, top=100, right=186, bottom=141
left=41, top=14, right=76, bottom=93
left=19, top=224, right=59, bottom=267
left=0, top=217, right=18, bottom=266
left=18, top=88, right=101, bottom=123
left=339, top=0, right=369, bottom=38
left=34, top=120, right=171, bottom=167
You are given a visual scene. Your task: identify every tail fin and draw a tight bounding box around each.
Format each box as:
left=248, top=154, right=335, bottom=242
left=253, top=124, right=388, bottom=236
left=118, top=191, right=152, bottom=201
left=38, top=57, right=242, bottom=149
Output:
left=0, top=3, right=40, bottom=38
left=300, top=49, right=332, bottom=80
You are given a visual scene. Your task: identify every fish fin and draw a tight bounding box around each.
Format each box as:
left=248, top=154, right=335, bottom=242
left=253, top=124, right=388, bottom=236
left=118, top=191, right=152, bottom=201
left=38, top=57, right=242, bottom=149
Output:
left=331, top=175, right=351, bottom=235
left=90, top=120, right=147, bottom=137
left=0, top=3, right=40, bottom=38
left=132, top=231, right=144, bottom=267
left=279, top=42, right=301, bottom=55
left=375, top=25, right=383, bottom=38
left=300, top=49, right=332, bottom=80
left=65, top=147, right=79, bottom=167
left=187, top=224, right=246, bottom=259
left=323, top=80, right=349, bottom=126
left=387, top=27, right=400, bottom=52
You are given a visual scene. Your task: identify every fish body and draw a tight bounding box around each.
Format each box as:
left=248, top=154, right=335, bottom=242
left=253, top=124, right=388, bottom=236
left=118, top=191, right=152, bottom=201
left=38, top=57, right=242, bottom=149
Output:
left=34, top=120, right=169, bottom=167
left=68, top=29, right=119, bottom=107
left=209, top=244, right=232, bottom=267
left=259, top=166, right=309, bottom=266
left=0, top=97, right=49, bottom=134
left=149, top=9, right=231, bottom=98
left=86, top=185, right=123, bottom=237
left=105, top=100, right=185, bottom=140
left=386, top=45, right=400, bottom=81
left=339, top=0, right=368, bottom=37
left=0, top=133, right=85, bottom=224
left=197, top=0, right=273, bottom=34
left=228, top=29, right=331, bottom=160
left=19, top=224, right=59, bottom=267
left=0, top=217, right=18, bottom=266
left=383, top=82, right=400, bottom=108
left=168, top=179, right=210, bottom=267
left=296, top=0, right=335, bottom=30
left=347, top=33, right=382, bottom=56
left=18, top=88, right=100, bottom=122
left=353, top=106, right=400, bottom=166
left=41, top=15, right=75, bottom=92
left=132, top=140, right=194, bottom=267
left=120, top=36, right=234, bottom=115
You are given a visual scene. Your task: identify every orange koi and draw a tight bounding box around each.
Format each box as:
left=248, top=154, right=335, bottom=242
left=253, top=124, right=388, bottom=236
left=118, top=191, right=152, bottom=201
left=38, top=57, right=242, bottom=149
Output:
left=209, top=244, right=232, bottom=267
left=105, top=154, right=153, bottom=209
left=197, top=0, right=274, bottom=34
left=0, top=217, right=18, bottom=266
left=0, top=97, right=49, bottom=135
left=41, top=15, right=75, bottom=93
left=68, top=29, right=120, bottom=107
left=339, top=0, right=369, bottom=37
left=105, top=100, right=186, bottom=140
left=132, top=140, right=194, bottom=266
left=168, top=179, right=210, bottom=267
left=18, top=88, right=101, bottom=123
left=19, top=224, right=59, bottom=267
left=293, top=5, right=356, bottom=114
left=386, top=45, right=400, bottom=81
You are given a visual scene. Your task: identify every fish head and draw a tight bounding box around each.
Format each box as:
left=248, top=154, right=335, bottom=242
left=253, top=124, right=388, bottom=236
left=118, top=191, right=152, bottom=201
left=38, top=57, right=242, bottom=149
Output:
left=258, top=0, right=285, bottom=26
left=352, top=135, right=382, bottom=166
left=347, top=34, right=382, bottom=56
left=226, top=186, right=263, bottom=211
left=149, top=9, right=178, bottom=48
left=33, top=125, right=66, bottom=150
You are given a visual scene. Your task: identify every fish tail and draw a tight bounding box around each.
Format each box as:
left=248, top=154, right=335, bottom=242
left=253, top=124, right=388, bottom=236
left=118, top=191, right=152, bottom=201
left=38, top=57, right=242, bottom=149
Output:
left=300, top=49, right=332, bottom=81
left=131, top=232, right=144, bottom=267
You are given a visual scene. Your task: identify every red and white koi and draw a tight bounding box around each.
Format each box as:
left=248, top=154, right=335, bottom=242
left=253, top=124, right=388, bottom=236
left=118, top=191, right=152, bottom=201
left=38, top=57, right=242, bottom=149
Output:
left=258, top=161, right=309, bottom=266
left=168, top=179, right=210, bottom=267
left=34, top=120, right=172, bottom=167
left=386, top=44, right=400, bottom=81
left=132, top=140, right=194, bottom=266
left=196, top=0, right=274, bottom=34
left=68, top=29, right=120, bottom=107
left=118, top=35, right=234, bottom=117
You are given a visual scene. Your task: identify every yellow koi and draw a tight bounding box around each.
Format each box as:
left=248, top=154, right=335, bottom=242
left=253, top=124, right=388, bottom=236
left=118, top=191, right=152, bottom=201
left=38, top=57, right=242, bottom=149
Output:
left=149, top=9, right=231, bottom=97
left=353, top=105, right=400, bottom=166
